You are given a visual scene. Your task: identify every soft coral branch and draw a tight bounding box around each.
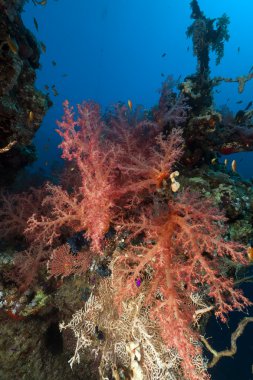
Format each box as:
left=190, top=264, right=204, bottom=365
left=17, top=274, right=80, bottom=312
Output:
left=112, top=189, right=249, bottom=380
left=50, top=101, right=183, bottom=251
left=0, top=188, right=44, bottom=240
left=25, top=183, right=83, bottom=246
left=117, top=128, right=184, bottom=192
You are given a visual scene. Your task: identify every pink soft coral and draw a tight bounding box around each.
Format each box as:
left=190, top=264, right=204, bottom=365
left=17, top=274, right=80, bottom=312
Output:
left=25, top=102, right=119, bottom=251
left=0, top=187, right=44, bottom=240
left=26, top=101, right=183, bottom=253
left=112, top=190, right=250, bottom=380
left=55, top=100, right=120, bottom=251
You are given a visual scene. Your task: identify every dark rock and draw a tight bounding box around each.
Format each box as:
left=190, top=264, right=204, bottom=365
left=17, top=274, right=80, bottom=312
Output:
left=0, top=0, right=51, bottom=186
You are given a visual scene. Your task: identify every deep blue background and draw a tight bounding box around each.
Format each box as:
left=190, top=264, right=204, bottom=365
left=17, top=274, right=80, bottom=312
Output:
left=21, top=0, right=253, bottom=178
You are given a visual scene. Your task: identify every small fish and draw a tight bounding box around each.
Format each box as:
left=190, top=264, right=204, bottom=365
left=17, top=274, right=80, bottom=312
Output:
left=33, top=17, right=39, bottom=32
left=224, top=159, right=228, bottom=166
left=215, top=89, right=220, bottom=93
left=28, top=111, right=34, bottom=122
left=128, top=99, right=132, bottom=111
left=236, top=100, right=243, bottom=104
left=51, top=60, right=57, bottom=66
left=161, top=53, right=166, bottom=58
left=6, top=35, right=18, bottom=54
left=44, top=84, right=49, bottom=90
left=211, top=158, right=217, bottom=165
left=40, top=41, right=46, bottom=53
left=237, top=46, right=240, bottom=53
left=61, top=73, right=68, bottom=77
left=161, top=73, right=165, bottom=77
left=231, top=159, right=236, bottom=172
left=52, top=87, right=59, bottom=96
left=33, top=0, right=47, bottom=5
left=245, top=101, right=253, bottom=111
left=187, top=46, right=189, bottom=52
left=247, top=246, right=253, bottom=262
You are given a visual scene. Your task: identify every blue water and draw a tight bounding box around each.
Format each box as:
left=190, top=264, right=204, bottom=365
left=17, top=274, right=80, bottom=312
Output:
left=21, top=0, right=253, bottom=179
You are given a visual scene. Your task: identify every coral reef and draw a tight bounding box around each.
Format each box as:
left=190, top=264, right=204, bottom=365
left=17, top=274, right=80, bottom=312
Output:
left=1, top=99, right=252, bottom=379
left=0, top=0, right=51, bottom=185
left=1, top=1, right=253, bottom=380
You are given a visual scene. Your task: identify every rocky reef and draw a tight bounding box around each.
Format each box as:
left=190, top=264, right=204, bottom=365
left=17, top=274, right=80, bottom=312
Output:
left=0, top=0, right=51, bottom=185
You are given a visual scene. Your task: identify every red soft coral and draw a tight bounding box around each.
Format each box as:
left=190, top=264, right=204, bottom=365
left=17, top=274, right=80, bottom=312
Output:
left=54, top=100, right=120, bottom=251
left=106, top=105, right=184, bottom=196
left=112, top=189, right=250, bottom=380
left=0, top=187, right=44, bottom=240
left=27, top=101, right=183, bottom=253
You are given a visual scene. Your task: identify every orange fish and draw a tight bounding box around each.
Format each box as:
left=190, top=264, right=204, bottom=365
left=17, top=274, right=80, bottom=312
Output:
left=247, top=246, right=253, bottom=262
left=231, top=159, right=236, bottom=172
left=128, top=99, right=132, bottom=111
left=28, top=111, right=34, bottom=122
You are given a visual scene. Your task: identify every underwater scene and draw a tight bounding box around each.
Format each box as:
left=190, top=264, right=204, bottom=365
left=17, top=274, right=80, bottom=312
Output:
left=1, top=0, right=253, bottom=379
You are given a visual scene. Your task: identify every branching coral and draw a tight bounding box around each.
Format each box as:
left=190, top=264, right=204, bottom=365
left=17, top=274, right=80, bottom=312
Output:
left=60, top=279, right=199, bottom=380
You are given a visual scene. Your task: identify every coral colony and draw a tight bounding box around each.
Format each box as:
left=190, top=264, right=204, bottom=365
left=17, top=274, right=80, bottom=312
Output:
left=1, top=1, right=253, bottom=379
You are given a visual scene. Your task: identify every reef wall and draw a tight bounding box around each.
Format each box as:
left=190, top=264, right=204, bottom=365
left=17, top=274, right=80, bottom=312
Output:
left=0, top=0, right=51, bottom=185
